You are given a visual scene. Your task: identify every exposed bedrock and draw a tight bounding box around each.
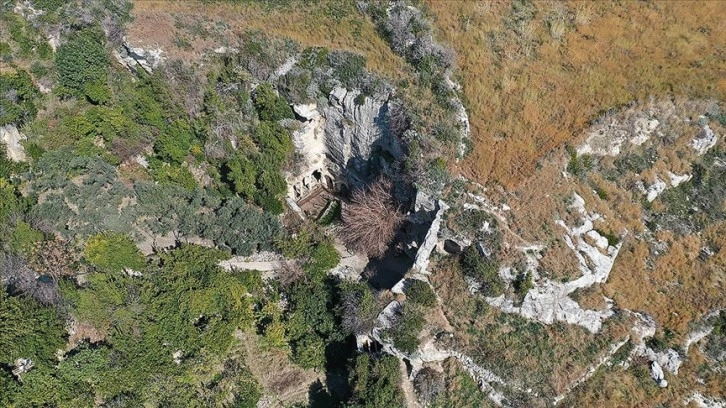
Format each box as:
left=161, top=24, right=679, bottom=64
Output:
left=288, top=85, right=404, bottom=201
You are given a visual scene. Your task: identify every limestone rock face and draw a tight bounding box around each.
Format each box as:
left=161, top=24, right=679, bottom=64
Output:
left=1, top=125, right=27, bottom=162
left=116, top=39, right=164, bottom=74
left=12, top=358, right=34, bottom=378
left=322, top=87, right=402, bottom=184
left=650, top=361, right=668, bottom=388
left=287, top=86, right=402, bottom=201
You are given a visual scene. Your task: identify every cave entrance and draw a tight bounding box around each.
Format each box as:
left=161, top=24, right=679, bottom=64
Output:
left=363, top=237, right=414, bottom=290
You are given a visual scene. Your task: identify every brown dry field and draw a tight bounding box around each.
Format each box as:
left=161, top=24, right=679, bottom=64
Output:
left=129, top=0, right=407, bottom=77
left=424, top=0, right=726, bottom=188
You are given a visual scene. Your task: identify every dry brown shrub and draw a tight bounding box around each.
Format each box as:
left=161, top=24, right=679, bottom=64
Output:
left=339, top=178, right=405, bottom=259
left=278, top=260, right=304, bottom=289
left=413, top=367, right=444, bottom=404
left=29, top=238, right=80, bottom=280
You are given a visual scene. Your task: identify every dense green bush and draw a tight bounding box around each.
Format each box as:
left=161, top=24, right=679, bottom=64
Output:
left=387, top=306, right=424, bottom=354
left=0, top=290, right=66, bottom=367
left=29, top=151, right=135, bottom=238
left=252, top=121, right=293, bottom=165
left=348, top=354, right=404, bottom=408
left=0, top=178, right=25, bottom=223
left=153, top=120, right=195, bottom=164
left=405, top=279, right=436, bottom=307
left=460, top=245, right=503, bottom=297
left=149, top=160, right=198, bottom=190
left=291, top=331, right=326, bottom=369
left=0, top=70, right=38, bottom=126
left=253, top=83, right=294, bottom=121
left=56, top=28, right=109, bottom=98
left=9, top=221, right=44, bottom=256
left=224, top=154, right=257, bottom=200
left=303, top=240, right=340, bottom=278
left=198, top=196, right=282, bottom=255
left=84, top=232, right=145, bottom=273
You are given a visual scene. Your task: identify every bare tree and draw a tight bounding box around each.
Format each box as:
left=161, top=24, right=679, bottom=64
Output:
left=1, top=253, right=61, bottom=306
left=339, top=178, right=406, bottom=259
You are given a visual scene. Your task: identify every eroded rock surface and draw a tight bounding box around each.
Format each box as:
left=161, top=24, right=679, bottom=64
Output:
left=1, top=125, right=27, bottom=162
left=489, top=193, right=621, bottom=333
left=287, top=85, right=402, bottom=201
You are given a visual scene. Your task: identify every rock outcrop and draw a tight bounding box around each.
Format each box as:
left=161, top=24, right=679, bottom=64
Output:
left=287, top=85, right=402, bottom=201
left=1, top=125, right=27, bottom=162
left=323, top=86, right=401, bottom=183
left=115, top=39, right=164, bottom=74
left=650, top=361, right=668, bottom=388
left=692, top=122, right=718, bottom=156
left=488, top=193, right=621, bottom=333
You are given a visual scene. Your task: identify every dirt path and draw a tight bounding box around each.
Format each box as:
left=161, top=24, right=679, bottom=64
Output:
left=399, top=359, right=422, bottom=408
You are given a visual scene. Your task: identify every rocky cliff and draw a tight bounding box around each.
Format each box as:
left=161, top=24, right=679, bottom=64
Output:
left=288, top=85, right=403, bottom=201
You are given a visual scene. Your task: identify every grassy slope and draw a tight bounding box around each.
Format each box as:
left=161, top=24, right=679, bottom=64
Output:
left=424, top=0, right=726, bottom=188
left=129, top=0, right=407, bottom=78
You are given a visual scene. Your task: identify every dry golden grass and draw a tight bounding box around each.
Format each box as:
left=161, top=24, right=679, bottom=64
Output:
left=238, top=329, right=321, bottom=406
left=565, top=344, right=725, bottom=407
left=129, top=0, right=407, bottom=77
left=605, top=221, right=726, bottom=340
left=424, top=0, right=726, bottom=188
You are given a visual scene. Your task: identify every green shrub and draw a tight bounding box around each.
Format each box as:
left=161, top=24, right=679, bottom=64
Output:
left=317, top=200, right=341, bottom=225
left=460, top=245, right=504, bottom=296
left=252, top=83, right=293, bottom=121
left=388, top=306, right=424, bottom=354
left=149, top=161, right=198, bottom=190
left=199, top=197, right=281, bottom=255
left=252, top=121, right=293, bottom=165
left=328, top=51, right=366, bottom=88
left=254, top=192, right=284, bottom=214
left=0, top=178, right=25, bottom=223
left=56, top=28, right=109, bottom=97
left=348, top=354, right=404, bottom=408
left=31, top=0, right=65, bottom=11
left=84, top=232, right=145, bottom=273
left=298, top=46, right=329, bottom=70
left=0, top=42, right=11, bottom=62
left=0, top=70, right=39, bottom=126
left=153, top=120, right=194, bottom=164
left=84, top=82, right=111, bottom=105
left=0, top=290, right=66, bottom=367
left=291, top=332, right=326, bottom=369
left=9, top=221, right=44, bottom=256
left=405, top=279, right=436, bottom=307
left=513, top=271, right=533, bottom=297
left=303, top=241, right=340, bottom=278
left=224, top=154, right=257, bottom=200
